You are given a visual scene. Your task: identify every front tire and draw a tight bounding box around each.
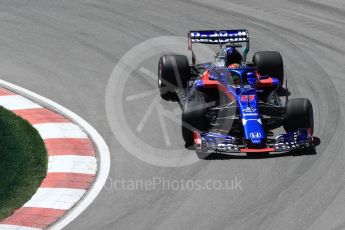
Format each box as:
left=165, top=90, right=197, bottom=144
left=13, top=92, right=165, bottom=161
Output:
left=182, top=92, right=210, bottom=145
left=284, top=98, right=314, bottom=133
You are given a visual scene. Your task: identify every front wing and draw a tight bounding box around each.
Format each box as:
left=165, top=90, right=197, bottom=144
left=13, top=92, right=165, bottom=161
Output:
left=194, top=129, right=314, bottom=154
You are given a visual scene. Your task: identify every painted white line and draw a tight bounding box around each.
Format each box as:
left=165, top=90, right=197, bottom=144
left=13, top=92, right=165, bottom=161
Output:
left=33, top=123, right=88, bottom=139
left=0, top=95, right=42, bottom=110
left=0, top=80, right=110, bottom=230
left=0, top=225, right=41, bottom=230
left=48, top=156, right=97, bottom=174
left=24, top=188, right=86, bottom=210
left=139, top=67, right=156, bottom=81
left=125, top=89, right=157, bottom=102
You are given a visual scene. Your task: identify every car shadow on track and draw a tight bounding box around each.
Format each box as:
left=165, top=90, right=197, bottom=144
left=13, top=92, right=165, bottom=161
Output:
left=188, top=137, right=321, bottom=160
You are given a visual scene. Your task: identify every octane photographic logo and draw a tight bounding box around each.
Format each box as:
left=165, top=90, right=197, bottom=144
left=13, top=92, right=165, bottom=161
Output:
left=106, top=36, right=234, bottom=167
left=104, top=176, right=242, bottom=192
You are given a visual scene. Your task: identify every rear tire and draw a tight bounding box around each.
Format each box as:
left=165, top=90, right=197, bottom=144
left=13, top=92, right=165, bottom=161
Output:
left=253, top=51, right=284, bottom=86
left=158, top=55, right=191, bottom=99
left=182, top=92, right=210, bottom=145
left=284, top=98, right=314, bottom=133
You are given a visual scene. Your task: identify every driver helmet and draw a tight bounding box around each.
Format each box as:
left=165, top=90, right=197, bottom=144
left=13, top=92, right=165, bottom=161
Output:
left=228, top=63, right=240, bottom=69
left=231, top=73, right=240, bottom=85
left=228, top=63, right=241, bottom=85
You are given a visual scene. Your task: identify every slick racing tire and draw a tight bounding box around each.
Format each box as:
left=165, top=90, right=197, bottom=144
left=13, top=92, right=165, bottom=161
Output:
left=253, top=51, right=284, bottom=86
left=158, top=55, right=191, bottom=99
left=284, top=98, right=314, bottom=133
left=182, top=92, right=210, bottom=146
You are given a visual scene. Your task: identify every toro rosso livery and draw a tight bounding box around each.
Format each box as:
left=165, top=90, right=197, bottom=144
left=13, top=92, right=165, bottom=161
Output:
left=158, top=30, right=315, bottom=154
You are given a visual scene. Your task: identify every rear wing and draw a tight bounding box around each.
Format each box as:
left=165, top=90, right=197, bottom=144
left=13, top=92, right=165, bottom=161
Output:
left=188, top=29, right=250, bottom=64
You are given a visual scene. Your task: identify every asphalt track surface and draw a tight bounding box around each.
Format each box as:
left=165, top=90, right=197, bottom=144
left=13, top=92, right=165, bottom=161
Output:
left=0, top=0, right=345, bottom=229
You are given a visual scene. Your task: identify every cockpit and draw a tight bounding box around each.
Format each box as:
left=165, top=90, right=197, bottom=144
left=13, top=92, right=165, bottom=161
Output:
left=211, top=68, right=252, bottom=88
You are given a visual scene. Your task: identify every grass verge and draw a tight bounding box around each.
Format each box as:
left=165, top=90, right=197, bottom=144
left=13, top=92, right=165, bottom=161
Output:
left=0, top=106, right=47, bottom=220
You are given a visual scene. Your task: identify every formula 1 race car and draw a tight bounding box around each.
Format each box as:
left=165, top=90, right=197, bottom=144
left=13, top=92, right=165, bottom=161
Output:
left=158, top=29, right=315, bottom=154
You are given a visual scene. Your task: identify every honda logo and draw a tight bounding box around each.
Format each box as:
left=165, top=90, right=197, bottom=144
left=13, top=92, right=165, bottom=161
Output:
left=250, top=132, right=261, bottom=138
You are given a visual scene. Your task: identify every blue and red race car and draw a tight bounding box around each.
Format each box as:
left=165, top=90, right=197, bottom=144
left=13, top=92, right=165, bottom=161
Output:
left=158, top=30, right=315, bottom=155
